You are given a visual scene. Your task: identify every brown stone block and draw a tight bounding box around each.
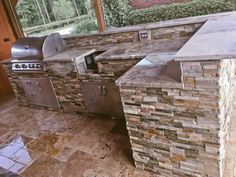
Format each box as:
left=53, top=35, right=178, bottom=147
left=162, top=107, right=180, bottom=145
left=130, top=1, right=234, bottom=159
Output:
left=174, top=97, right=199, bottom=108
left=140, top=104, right=155, bottom=113
left=185, top=149, right=199, bottom=158
left=127, top=114, right=141, bottom=123
left=170, top=154, right=186, bottom=163
left=164, top=130, right=177, bottom=140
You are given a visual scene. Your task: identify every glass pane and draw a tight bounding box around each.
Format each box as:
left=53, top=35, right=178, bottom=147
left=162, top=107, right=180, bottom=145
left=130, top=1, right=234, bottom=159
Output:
left=15, top=0, right=98, bottom=36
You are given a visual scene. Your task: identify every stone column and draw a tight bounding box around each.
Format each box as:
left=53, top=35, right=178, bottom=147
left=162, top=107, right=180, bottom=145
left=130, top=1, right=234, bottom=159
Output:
left=119, top=59, right=236, bottom=176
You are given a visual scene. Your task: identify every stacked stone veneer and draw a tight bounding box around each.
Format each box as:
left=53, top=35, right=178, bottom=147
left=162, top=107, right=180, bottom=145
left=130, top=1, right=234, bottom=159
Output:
left=45, top=58, right=141, bottom=113
left=119, top=59, right=236, bottom=176
left=45, top=61, right=85, bottom=113
left=96, top=59, right=141, bottom=82
left=65, top=23, right=202, bottom=48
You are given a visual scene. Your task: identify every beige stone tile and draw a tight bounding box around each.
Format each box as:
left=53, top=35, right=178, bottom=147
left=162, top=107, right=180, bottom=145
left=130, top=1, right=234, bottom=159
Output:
left=0, top=108, right=31, bottom=128
left=92, top=133, right=126, bottom=160
left=54, top=147, right=76, bottom=162
left=59, top=151, right=97, bottom=177
left=63, top=114, right=93, bottom=135
left=26, top=132, right=72, bottom=158
left=66, top=118, right=117, bottom=152
left=20, top=155, right=63, bottom=177
left=36, top=112, right=67, bottom=133
left=18, top=119, right=41, bottom=139
left=0, top=121, right=9, bottom=137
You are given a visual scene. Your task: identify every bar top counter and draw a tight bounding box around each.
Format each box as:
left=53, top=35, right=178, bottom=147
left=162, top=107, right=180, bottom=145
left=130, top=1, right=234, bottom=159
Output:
left=116, top=11, right=236, bottom=88
left=175, top=13, right=236, bottom=61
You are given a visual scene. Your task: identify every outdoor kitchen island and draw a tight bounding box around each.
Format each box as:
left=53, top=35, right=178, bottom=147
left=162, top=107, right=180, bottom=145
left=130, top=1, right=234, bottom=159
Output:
left=37, top=38, right=185, bottom=115
left=1, top=12, right=236, bottom=177
left=116, top=14, right=236, bottom=177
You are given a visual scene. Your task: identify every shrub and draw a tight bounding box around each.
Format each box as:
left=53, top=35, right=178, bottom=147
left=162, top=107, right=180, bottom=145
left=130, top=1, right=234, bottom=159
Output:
left=127, top=0, right=236, bottom=25
left=102, top=0, right=132, bottom=27
left=74, top=18, right=98, bottom=34
left=53, top=0, right=76, bottom=20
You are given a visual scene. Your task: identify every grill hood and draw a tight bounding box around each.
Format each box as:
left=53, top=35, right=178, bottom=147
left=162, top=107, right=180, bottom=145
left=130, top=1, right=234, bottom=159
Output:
left=11, top=33, right=66, bottom=61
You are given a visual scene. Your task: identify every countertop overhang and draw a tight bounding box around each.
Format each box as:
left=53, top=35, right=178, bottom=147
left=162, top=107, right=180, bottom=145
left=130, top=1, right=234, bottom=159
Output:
left=115, top=52, right=183, bottom=88
left=117, top=12, right=236, bottom=88
left=175, top=12, right=236, bottom=61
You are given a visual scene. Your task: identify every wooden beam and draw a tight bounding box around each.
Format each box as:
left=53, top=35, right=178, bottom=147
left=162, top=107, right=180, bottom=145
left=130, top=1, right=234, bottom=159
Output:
left=93, top=0, right=106, bottom=32
left=12, top=0, right=18, bottom=7
left=3, top=0, right=24, bottom=38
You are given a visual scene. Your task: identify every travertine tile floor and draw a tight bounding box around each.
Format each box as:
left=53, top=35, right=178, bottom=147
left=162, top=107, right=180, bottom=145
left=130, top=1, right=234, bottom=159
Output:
left=0, top=94, right=235, bottom=177
left=0, top=95, right=156, bottom=177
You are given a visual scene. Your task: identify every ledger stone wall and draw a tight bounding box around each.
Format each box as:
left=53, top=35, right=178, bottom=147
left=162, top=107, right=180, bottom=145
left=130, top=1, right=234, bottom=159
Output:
left=119, top=59, right=236, bottom=176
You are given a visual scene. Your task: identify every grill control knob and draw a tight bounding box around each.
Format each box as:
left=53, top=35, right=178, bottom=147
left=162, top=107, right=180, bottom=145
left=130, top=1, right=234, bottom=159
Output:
left=24, top=44, right=30, bottom=49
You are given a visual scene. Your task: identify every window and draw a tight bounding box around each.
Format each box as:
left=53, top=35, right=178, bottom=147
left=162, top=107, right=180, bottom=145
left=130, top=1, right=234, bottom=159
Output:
left=16, top=0, right=98, bottom=36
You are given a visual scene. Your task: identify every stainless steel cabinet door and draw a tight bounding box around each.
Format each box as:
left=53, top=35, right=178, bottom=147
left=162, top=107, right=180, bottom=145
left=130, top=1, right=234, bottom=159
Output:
left=20, top=77, right=59, bottom=108
left=80, top=82, right=124, bottom=118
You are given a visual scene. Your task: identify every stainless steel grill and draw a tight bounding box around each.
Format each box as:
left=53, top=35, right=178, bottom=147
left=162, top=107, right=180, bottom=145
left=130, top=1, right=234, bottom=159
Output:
left=10, top=33, right=66, bottom=109
left=11, top=33, right=66, bottom=72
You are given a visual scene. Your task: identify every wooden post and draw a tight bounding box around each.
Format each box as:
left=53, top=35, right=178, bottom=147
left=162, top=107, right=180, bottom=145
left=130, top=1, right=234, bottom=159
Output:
left=3, top=0, right=24, bottom=38
left=93, top=0, right=106, bottom=32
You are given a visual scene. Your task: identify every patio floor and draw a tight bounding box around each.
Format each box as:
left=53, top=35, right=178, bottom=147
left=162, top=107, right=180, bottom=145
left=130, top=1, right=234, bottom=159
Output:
left=0, top=95, right=235, bottom=177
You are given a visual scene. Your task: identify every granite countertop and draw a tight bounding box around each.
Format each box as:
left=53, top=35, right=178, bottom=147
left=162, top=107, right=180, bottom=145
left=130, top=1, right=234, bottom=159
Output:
left=116, top=12, right=236, bottom=88
left=116, top=52, right=183, bottom=88
left=64, top=12, right=233, bottom=39
left=175, top=12, right=236, bottom=61
left=43, top=48, right=95, bottom=62
left=95, top=39, right=185, bottom=61
left=0, top=39, right=181, bottom=64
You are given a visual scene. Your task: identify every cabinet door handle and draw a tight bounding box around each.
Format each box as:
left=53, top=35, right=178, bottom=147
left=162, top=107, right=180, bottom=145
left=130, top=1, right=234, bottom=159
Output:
left=98, top=86, right=103, bottom=96
left=102, top=86, right=107, bottom=96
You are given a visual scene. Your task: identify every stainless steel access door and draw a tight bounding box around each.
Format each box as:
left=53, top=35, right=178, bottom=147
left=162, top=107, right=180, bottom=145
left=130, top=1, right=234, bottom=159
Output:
left=20, top=77, right=60, bottom=108
left=80, top=82, right=124, bottom=118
